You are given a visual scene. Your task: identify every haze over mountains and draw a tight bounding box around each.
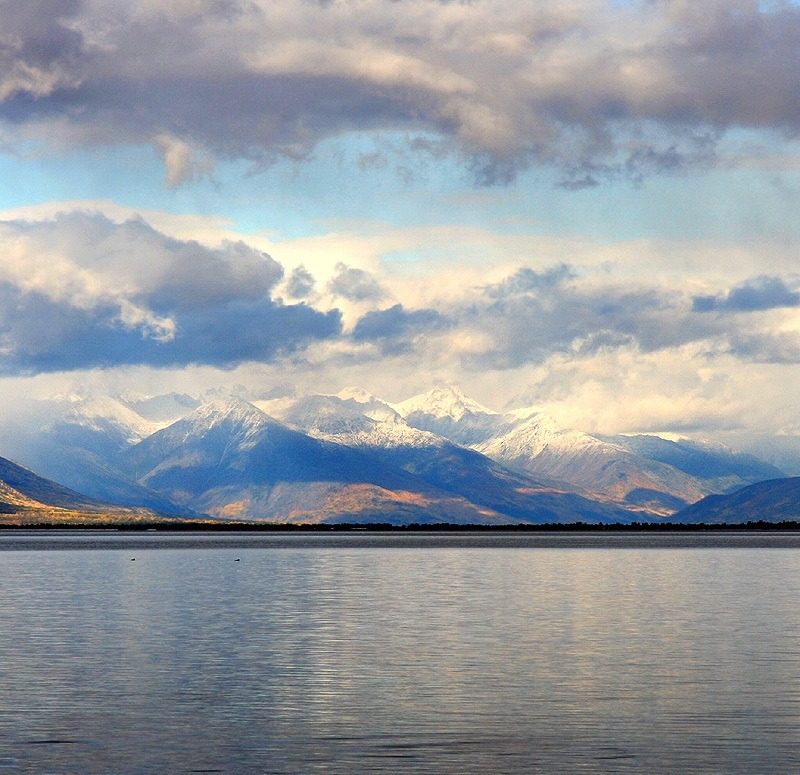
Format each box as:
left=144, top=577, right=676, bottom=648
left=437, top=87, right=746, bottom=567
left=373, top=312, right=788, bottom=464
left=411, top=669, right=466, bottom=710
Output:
left=0, top=384, right=794, bottom=524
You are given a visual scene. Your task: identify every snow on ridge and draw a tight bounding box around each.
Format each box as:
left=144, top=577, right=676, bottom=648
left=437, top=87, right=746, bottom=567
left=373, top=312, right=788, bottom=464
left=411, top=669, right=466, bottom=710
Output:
left=60, top=395, right=162, bottom=442
left=478, top=410, right=627, bottom=460
left=186, top=396, right=271, bottom=433
left=394, top=385, right=496, bottom=420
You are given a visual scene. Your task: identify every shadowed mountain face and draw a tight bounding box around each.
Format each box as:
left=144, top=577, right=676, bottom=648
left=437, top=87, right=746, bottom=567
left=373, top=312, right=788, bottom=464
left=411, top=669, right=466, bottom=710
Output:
left=118, top=398, right=633, bottom=524
left=0, top=455, right=160, bottom=524
left=0, top=397, right=192, bottom=515
left=395, top=386, right=783, bottom=515
left=268, top=394, right=635, bottom=524
left=0, top=456, right=101, bottom=511
left=119, top=398, right=515, bottom=524
left=605, top=434, right=785, bottom=486
left=674, top=478, right=800, bottom=524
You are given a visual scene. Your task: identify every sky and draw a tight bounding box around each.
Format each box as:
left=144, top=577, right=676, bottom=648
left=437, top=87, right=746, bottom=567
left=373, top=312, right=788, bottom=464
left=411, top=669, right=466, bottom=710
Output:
left=3, top=0, right=800, bottom=440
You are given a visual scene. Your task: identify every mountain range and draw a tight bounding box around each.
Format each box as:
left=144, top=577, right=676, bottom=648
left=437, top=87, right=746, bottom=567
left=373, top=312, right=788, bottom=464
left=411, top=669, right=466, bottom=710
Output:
left=0, top=454, right=160, bottom=525
left=0, top=384, right=793, bottom=524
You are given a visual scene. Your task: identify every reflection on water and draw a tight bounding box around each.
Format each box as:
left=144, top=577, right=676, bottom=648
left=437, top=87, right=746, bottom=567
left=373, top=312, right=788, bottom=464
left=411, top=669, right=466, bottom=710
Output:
left=1, top=540, right=800, bottom=773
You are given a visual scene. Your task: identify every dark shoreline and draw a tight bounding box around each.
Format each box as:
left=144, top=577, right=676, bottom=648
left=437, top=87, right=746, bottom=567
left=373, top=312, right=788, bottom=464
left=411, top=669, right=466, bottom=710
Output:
left=3, top=520, right=800, bottom=531
left=4, top=524, right=800, bottom=550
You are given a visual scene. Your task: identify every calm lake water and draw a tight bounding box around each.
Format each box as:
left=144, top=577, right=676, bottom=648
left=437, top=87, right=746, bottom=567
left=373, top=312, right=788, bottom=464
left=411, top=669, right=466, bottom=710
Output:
left=1, top=531, right=800, bottom=773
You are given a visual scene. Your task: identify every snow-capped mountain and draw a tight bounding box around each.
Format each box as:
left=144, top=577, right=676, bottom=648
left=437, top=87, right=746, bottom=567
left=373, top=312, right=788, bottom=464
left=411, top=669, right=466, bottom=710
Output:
left=118, top=397, right=519, bottom=524
left=114, top=397, right=633, bottom=524
left=119, top=392, right=200, bottom=424
left=476, top=411, right=709, bottom=512
left=266, top=394, right=420, bottom=447
left=55, top=396, right=161, bottom=452
left=394, top=385, right=514, bottom=446
left=0, top=384, right=788, bottom=524
left=263, top=393, right=636, bottom=523
left=0, top=396, right=192, bottom=515
left=392, top=386, right=783, bottom=514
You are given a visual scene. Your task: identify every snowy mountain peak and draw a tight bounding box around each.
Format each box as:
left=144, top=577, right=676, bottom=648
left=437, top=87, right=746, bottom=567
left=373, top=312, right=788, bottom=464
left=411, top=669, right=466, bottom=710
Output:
left=60, top=395, right=160, bottom=443
left=187, top=397, right=270, bottom=432
left=478, top=411, right=625, bottom=463
left=395, top=385, right=496, bottom=421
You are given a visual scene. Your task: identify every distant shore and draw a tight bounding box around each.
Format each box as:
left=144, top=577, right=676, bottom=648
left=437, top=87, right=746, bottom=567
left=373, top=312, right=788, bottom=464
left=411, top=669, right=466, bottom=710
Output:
left=3, top=520, right=800, bottom=532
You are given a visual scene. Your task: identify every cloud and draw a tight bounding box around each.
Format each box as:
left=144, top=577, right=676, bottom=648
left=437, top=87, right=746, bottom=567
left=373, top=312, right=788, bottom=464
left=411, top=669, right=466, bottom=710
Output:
left=483, top=264, right=575, bottom=298
left=4, top=1, right=800, bottom=183
left=692, top=275, right=800, bottom=313
left=353, top=303, right=450, bottom=354
left=727, top=331, right=800, bottom=364
left=154, top=134, right=212, bottom=188
left=418, top=264, right=800, bottom=371
left=0, top=212, right=341, bottom=373
left=284, top=265, right=316, bottom=299
left=328, top=262, right=386, bottom=302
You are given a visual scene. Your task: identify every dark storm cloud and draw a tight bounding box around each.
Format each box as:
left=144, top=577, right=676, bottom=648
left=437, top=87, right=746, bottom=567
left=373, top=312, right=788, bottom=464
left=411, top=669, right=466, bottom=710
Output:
left=0, top=213, right=341, bottom=374
left=692, top=275, right=800, bottom=313
left=5, top=1, right=800, bottom=183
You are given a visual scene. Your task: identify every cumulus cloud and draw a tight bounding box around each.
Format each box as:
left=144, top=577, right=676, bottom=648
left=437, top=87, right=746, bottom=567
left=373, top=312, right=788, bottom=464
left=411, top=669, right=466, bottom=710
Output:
left=284, top=265, right=316, bottom=299
left=0, top=212, right=341, bottom=373
left=352, top=303, right=450, bottom=354
left=692, top=275, right=800, bottom=313
left=391, top=264, right=800, bottom=371
left=328, top=262, right=386, bottom=302
left=483, top=264, right=575, bottom=298
left=3, top=0, right=800, bottom=183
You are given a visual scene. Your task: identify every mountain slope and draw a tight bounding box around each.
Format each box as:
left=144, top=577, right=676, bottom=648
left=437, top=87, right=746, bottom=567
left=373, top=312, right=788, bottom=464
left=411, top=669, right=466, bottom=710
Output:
left=266, top=394, right=636, bottom=524
left=120, top=398, right=517, bottom=524
left=0, top=456, right=102, bottom=511
left=0, top=455, right=160, bottom=524
left=394, top=385, right=513, bottom=446
left=0, top=397, right=191, bottom=515
left=674, top=477, right=800, bottom=523
left=476, top=411, right=709, bottom=513
left=605, top=434, right=786, bottom=491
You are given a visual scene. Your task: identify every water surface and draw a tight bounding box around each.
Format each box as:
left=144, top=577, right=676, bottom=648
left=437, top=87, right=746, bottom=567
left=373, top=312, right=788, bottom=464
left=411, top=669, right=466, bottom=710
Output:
left=1, top=532, right=799, bottom=773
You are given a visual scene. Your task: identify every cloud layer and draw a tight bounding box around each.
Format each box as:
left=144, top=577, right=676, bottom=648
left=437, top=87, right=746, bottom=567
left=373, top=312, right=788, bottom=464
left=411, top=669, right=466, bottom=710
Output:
left=4, top=0, right=800, bottom=183
left=4, top=205, right=800, bottom=383
left=0, top=212, right=340, bottom=373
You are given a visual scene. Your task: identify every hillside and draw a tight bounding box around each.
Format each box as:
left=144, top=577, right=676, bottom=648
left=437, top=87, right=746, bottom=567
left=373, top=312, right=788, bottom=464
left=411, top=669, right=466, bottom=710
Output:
left=674, top=478, right=800, bottom=524
left=0, top=455, right=162, bottom=525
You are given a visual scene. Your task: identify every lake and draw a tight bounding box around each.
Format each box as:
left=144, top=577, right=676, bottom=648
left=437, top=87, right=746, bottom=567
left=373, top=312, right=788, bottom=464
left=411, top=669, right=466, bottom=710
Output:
left=1, top=531, right=799, bottom=773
